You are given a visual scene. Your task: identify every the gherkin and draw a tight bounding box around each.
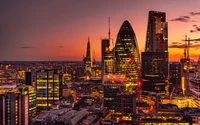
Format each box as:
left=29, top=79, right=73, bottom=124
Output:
left=115, top=20, right=140, bottom=91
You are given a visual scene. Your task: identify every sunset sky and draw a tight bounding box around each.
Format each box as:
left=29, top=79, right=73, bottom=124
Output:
left=1, top=0, right=200, bottom=61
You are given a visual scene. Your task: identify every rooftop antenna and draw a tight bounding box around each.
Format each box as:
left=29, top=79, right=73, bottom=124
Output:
left=108, top=17, right=111, bottom=44
left=187, top=38, right=190, bottom=59
left=184, top=35, right=187, bottom=58
left=93, top=50, right=96, bottom=62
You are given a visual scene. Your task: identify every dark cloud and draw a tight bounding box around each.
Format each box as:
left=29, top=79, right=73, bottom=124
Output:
left=190, top=38, right=200, bottom=41
left=171, top=42, right=181, bottom=44
left=172, top=54, right=182, bottom=56
left=181, top=16, right=190, bottom=19
left=169, top=42, right=200, bottom=50
left=190, top=12, right=200, bottom=16
left=170, top=16, right=190, bottom=22
left=190, top=25, right=200, bottom=33
left=58, top=46, right=64, bottom=48
left=168, top=44, right=185, bottom=48
left=21, top=46, right=34, bottom=49
left=190, top=30, right=196, bottom=33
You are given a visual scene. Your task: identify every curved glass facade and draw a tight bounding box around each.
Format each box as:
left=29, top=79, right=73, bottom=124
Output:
left=114, top=20, right=140, bottom=91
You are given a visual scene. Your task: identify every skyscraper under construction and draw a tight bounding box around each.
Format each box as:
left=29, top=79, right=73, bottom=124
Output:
left=142, top=11, right=169, bottom=100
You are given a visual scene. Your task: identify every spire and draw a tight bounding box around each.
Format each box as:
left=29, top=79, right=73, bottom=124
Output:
left=88, top=36, right=90, bottom=42
left=86, top=37, right=91, bottom=62
left=108, top=17, right=110, bottom=42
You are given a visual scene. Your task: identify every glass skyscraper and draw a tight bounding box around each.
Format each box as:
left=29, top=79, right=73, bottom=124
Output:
left=142, top=11, right=169, bottom=100
left=114, top=20, right=140, bottom=92
left=145, top=11, right=168, bottom=52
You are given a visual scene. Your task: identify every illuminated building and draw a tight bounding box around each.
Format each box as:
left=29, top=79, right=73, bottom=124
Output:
left=145, top=11, right=168, bottom=52
left=114, top=20, right=140, bottom=91
left=103, top=75, right=136, bottom=123
left=137, top=113, right=192, bottom=125
left=161, top=96, right=192, bottom=108
left=62, top=73, right=72, bottom=84
left=83, top=37, right=92, bottom=73
left=190, top=76, right=200, bottom=108
left=141, top=52, right=168, bottom=100
left=102, top=39, right=114, bottom=77
left=142, top=11, right=168, bottom=100
left=169, top=62, right=182, bottom=92
left=17, top=85, right=36, bottom=122
left=91, top=61, right=102, bottom=78
left=35, top=69, right=62, bottom=110
left=0, top=88, right=29, bottom=125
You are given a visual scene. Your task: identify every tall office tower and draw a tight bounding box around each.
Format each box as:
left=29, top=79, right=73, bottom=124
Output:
left=0, top=88, right=29, bottom=125
left=142, top=52, right=168, bottom=98
left=169, top=62, right=181, bottom=92
left=35, top=69, right=62, bottom=110
left=145, top=11, right=168, bottom=52
left=83, top=37, right=92, bottom=73
left=103, top=75, right=136, bottom=123
left=114, top=20, right=140, bottom=92
left=142, top=11, right=168, bottom=100
left=101, top=39, right=114, bottom=78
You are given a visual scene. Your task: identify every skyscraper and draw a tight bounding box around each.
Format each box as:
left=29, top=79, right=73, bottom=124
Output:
left=83, top=37, right=92, bottom=73
left=0, top=88, right=29, bottom=125
left=101, top=39, right=114, bottom=78
left=145, top=11, right=168, bottom=52
left=142, top=11, right=168, bottom=100
left=35, top=69, right=62, bottom=110
left=114, top=20, right=140, bottom=91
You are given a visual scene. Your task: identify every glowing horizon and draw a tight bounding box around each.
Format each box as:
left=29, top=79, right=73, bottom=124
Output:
left=1, top=0, right=200, bottom=62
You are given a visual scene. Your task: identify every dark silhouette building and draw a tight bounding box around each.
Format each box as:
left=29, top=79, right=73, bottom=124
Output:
left=169, top=62, right=182, bottom=92
left=103, top=75, right=136, bottom=123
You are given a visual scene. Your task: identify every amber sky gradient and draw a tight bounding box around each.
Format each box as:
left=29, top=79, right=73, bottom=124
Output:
left=1, top=0, right=200, bottom=61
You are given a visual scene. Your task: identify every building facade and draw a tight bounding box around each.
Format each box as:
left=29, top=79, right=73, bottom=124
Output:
left=0, top=88, right=29, bottom=125
left=169, top=62, right=182, bottom=93
left=83, top=37, right=92, bottom=74
left=103, top=75, right=136, bottom=123
left=101, top=39, right=114, bottom=78
left=35, top=69, right=62, bottom=110
left=142, top=11, right=169, bottom=100
left=114, top=20, right=140, bottom=92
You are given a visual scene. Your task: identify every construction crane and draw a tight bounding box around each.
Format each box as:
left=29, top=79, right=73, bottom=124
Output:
left=170, top=87, right=175, bottom=103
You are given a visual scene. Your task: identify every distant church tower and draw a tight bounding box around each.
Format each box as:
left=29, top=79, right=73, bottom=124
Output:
left=83, top=37, right=92, bottom=74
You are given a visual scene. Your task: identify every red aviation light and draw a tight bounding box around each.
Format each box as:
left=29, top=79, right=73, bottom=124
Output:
left=138, top=81, right=141, bottom=86
left=128, top=58, right=132, bottom=62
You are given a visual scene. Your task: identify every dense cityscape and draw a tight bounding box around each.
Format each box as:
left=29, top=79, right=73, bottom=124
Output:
left=1, top=1, right=200, bottom=125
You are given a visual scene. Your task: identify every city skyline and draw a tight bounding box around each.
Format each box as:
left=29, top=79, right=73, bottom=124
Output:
left=1, top=0, right=200, bottom=61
